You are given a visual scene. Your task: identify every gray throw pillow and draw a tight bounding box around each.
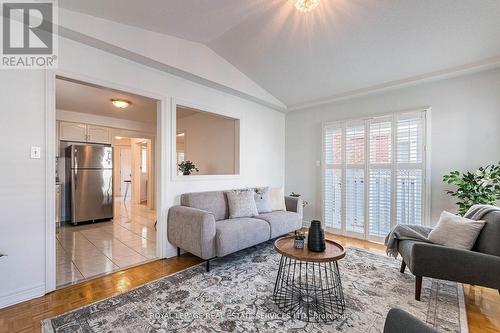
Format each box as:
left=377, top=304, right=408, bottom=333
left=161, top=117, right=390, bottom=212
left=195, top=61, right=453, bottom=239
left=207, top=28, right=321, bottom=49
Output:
left=226, top=189, right=258, bottom=219
left=254, top=187, right=272, bottom=214
left=428, top=211, right=485, bottom=250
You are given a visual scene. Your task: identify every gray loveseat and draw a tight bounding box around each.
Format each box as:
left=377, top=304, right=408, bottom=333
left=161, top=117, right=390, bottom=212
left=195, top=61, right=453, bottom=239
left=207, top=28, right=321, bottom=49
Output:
left=168, top=189, right=303, bottom=271
left=398, top=210, right=500, bottom=300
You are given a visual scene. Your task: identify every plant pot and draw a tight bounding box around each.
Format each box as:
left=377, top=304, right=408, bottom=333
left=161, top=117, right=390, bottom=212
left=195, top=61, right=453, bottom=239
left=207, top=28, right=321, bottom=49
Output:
left=294, top=238, right=305, bottom=249
left=307, top=220, right=325, bottom=252
left=182, top=171, right=191, bottom=175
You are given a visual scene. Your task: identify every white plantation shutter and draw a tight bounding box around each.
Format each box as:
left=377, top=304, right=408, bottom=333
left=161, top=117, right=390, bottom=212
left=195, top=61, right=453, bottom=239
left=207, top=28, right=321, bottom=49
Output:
left=323, top=125, right=342, bottom=228
left=345, top=168, right=364, bottom=233
left=345, top=124, right=365, bottom=233
left=324, top=168, right=342, bottom=228
left=396, top=113, right=425, bottom=225
left=368, top=118, right=392, bottom=237
left=369, top=169, right=391, bottom=236
left=323, top=110, right=427, bottom=239
left=396, top=169, right=423, bottom=225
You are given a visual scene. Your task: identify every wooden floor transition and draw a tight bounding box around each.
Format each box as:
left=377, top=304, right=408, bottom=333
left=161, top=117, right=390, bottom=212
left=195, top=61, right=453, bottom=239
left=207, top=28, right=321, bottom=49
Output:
left=0, top=234, right=498, bottom=333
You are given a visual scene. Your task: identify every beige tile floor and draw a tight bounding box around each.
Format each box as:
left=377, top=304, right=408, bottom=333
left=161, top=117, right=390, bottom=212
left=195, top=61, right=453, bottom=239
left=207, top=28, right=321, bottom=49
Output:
left=56, top=199, right=157, bottom=287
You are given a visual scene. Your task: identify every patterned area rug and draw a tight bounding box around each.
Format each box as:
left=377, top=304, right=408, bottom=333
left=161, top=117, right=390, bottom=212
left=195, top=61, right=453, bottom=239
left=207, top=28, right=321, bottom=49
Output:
left=42, top=241, right=467, bottom=332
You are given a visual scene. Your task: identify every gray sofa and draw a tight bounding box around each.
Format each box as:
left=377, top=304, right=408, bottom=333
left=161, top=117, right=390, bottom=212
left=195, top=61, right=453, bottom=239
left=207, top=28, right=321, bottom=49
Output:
left=167, top=189, right=303, bottom=271
left=398, top=210, right=500, bottom=300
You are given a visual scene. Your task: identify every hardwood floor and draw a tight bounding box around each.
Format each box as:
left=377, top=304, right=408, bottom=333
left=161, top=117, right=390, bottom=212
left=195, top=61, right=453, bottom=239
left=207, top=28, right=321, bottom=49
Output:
left=0, top=235, right=498, bottom=333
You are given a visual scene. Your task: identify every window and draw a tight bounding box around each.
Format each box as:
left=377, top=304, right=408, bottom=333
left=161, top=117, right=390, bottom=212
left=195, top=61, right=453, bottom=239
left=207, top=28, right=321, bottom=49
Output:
left=323, top=110, right=428, bottom=240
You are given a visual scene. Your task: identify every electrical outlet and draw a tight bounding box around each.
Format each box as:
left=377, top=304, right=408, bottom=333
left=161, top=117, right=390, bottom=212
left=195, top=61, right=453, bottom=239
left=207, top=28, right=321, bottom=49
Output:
left=31, top=146, right=41, bottom=159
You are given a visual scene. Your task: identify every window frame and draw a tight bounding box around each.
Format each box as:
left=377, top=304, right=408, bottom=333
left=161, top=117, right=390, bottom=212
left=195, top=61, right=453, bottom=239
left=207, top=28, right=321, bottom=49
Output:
left=322, top=108, right=431, bottom=243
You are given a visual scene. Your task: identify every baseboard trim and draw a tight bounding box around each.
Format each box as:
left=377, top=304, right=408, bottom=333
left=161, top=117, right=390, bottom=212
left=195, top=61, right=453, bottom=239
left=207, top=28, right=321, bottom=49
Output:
left=0, top=283, right=45, bottom=309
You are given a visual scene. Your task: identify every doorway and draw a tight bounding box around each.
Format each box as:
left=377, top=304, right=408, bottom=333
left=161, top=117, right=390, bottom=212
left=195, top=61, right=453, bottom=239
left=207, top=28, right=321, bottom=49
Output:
left=52, top=76, right=161, bottom=288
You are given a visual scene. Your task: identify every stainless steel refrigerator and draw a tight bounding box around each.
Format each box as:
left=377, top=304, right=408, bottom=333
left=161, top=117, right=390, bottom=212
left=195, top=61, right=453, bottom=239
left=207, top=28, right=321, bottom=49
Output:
left=66, top=144, right=113, bottom=225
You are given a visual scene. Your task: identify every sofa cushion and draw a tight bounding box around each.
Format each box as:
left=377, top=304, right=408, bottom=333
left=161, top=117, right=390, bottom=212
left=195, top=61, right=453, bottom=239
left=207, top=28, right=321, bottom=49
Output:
left=226, top=189, right=258, bottom=218
left=255, top=211, right=302, bottom=238
left=181, top=191, right=228, bottom=221
left=254, top=187, right=272, bottom=214
left=270, top=187, right=286, bottom=211
left=215, top=218, right=270, bottom=257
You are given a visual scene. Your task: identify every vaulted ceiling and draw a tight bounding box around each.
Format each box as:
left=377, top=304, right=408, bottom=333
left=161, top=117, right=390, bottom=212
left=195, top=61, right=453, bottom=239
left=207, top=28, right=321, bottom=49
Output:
left=59, top=0, right=500, bottom=110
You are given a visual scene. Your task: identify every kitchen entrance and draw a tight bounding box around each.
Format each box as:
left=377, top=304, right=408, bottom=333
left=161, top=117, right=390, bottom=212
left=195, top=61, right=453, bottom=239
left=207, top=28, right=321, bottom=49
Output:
left=54, top=76, right=159, bottom=287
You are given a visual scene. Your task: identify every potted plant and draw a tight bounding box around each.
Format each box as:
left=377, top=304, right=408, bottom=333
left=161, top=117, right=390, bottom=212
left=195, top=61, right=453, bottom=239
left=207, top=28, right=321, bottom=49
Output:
left=443, top=161, right=500, bottom=216
left=289, top=192, right=309, bottom=208
left=178, top=160, right=199, bottom=176
left=294, top=231, right=306, bottom=249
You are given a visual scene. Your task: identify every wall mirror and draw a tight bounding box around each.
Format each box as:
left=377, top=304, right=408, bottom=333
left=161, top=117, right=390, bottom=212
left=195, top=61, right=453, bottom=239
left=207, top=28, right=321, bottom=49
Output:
left=175, top=104, right=240, bottom=177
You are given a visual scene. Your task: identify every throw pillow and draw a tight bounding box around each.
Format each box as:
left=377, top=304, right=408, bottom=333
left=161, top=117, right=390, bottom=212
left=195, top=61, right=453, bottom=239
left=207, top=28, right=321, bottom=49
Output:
left=254, top=187, right=272, bottom=214
left=270, top=187, right=286, bottom=211
left=226, top=189, right=258, bottom=219
left=428, top=211, right=485, bottom=250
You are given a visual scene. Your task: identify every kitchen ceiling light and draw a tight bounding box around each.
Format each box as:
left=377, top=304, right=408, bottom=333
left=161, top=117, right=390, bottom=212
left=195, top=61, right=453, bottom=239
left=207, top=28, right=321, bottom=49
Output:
left=290, top=0, right=320, bottom=12
left=111, top=99, right=131, bottom=109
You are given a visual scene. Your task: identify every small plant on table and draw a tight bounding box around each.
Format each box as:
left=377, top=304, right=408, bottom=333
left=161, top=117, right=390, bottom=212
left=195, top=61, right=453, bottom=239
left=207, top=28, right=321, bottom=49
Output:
left=294, top=231, right=306, bottom=249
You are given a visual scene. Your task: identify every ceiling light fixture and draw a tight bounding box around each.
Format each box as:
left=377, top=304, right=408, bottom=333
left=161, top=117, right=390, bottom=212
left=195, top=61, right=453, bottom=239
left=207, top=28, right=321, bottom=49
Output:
left=111, top=99, right=131, bottom=109
left=290, top=0, right=320, bottom=13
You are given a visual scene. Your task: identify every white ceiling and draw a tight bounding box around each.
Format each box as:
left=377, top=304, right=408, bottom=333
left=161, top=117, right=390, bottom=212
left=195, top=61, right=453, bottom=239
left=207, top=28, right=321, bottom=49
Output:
left=56, top=78, right=158, bottom=123
left=59, top=0, right=500, bottom=109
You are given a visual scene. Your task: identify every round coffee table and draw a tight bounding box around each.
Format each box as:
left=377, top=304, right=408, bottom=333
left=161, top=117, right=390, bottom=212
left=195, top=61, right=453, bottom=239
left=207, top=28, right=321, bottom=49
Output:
left=273, top=235, right=346, bottom=323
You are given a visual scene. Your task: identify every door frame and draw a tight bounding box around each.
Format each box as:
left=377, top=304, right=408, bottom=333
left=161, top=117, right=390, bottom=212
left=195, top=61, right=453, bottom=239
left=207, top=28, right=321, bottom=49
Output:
left=44, top=69, right=169, bottom=293
left=114, top=145, right=132, bottom=198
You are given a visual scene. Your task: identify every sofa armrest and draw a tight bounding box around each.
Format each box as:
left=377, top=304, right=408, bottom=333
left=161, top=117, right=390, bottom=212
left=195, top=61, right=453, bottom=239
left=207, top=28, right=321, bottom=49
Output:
left=285, top=196, right=303, bottom=219
left=384, top=308, right=437, bottom=333
left=411, top=242, right=500, bottom=289
left=167, top=205, right=216, bottom=260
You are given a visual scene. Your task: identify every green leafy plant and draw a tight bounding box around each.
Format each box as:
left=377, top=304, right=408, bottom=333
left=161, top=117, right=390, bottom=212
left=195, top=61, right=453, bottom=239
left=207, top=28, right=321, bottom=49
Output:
left=289, top=192, right=309, bottom=207
left=443, top=161, right=500, bottom=216
left=178, top=160, right=199, bottom=176
left=295, top=231, right=306, bottom=240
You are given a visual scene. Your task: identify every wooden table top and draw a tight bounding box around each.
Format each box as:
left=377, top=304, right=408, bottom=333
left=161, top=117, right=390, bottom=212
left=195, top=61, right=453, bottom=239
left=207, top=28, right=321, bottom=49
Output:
left=274, top=235, right=346, bottom=262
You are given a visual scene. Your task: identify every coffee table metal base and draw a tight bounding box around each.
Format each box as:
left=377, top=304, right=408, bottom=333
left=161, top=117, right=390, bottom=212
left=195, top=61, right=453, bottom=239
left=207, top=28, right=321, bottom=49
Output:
left=273, top=255, right=345, bottom=323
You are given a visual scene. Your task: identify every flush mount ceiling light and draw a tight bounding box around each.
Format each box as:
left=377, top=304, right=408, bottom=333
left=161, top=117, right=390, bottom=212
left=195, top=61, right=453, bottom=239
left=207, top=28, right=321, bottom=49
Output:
left=111, top=99, right=131, bottom=109
left=290, top=0, right=320, bottom=13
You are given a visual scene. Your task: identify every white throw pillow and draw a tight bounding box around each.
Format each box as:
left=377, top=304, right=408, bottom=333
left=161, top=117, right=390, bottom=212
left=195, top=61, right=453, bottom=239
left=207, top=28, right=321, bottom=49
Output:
left=226, top=189, right=258, bottom=219
left=254, top=187, right=273, bottom=214
left=270, top=187, right=286, bottom=211
left=428, top=211, right=485, bottom=250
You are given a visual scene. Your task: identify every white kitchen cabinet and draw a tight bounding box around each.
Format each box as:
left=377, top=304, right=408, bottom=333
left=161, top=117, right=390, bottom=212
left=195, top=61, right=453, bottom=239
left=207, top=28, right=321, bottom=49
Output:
left=59, top=122, right=112, bottom=144
left=87, top=125, right=111, bottom=144
left=59, top=122, right=87, bottom=142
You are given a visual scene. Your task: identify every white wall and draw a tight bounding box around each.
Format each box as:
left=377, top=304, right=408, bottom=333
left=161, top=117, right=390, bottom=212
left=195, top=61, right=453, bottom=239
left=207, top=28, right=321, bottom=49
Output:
left=177, top=111, right=238, bottom=175
left=285, top=68, right=500, bottom=224
left=0, top=36, right=285, bottom=308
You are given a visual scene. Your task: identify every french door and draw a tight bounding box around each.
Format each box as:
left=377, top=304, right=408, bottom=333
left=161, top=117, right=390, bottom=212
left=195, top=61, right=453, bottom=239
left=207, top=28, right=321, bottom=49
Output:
left=322, top=110, right=428, bottom=242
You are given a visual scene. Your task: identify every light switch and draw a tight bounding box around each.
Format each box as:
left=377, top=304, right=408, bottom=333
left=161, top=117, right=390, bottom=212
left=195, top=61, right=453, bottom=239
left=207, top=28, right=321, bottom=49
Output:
left=31, top=146, right=41, bottom=159
left=315, top=160, right=321, bottom=167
